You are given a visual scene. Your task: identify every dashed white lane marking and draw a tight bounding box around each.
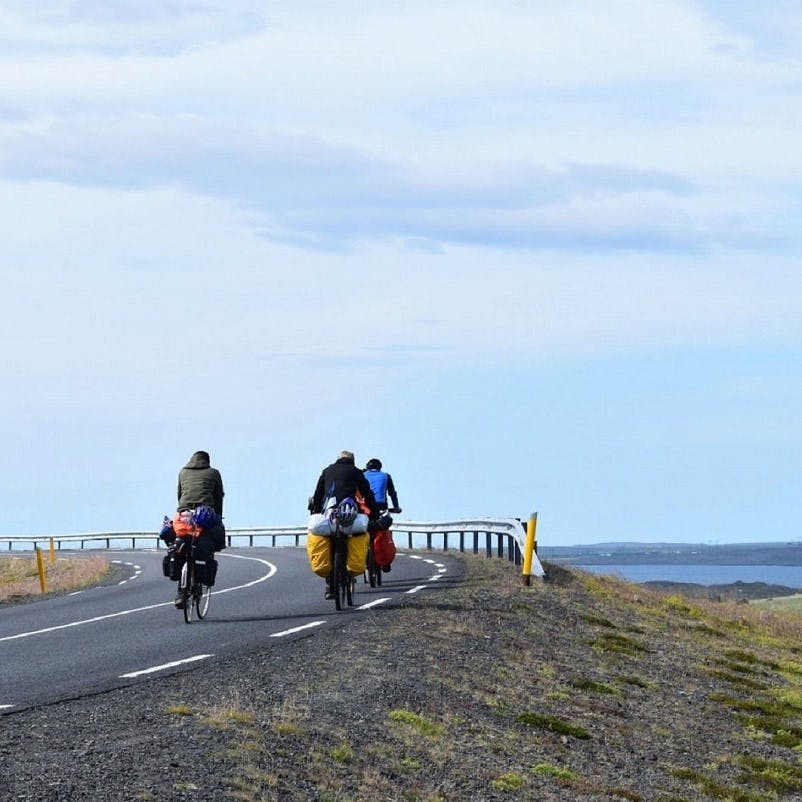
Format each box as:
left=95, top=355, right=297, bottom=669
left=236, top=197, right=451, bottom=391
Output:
left=0, top=705, right=14, bottom=710
left=358, top=598, right=390, bottom=609
left=111, top=560, right=142, bottom=585
left=395, top=554, right=447, bottom=593
left=270, top=621, right=325, bottom=637
left=120, top=654, right=213, bottom=678
left=0, top=554, right=276, bottom=643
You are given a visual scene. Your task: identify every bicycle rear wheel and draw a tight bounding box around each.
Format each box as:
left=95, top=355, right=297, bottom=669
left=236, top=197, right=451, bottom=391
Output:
left=372, top=541, right=383, bottom=587
left=366, top=542, right=378, bottom=588
left=195, top=582, right=211, bottom=619
left=332, top=543, right=345, bottom=611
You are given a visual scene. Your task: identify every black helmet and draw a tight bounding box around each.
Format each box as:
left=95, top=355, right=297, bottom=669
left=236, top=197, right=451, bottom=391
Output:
left=365, top=458, right=382, bottom=470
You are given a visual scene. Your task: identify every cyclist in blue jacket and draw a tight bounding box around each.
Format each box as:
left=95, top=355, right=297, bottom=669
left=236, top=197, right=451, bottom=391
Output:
left=363, top=458, right=400, bottom=513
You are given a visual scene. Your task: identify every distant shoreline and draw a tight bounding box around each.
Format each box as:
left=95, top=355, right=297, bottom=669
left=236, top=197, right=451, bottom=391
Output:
left=542, top=541, right=802, bottom=567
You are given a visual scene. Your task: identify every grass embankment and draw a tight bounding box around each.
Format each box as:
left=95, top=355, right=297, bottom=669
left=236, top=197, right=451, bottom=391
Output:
left=165, top=557, right=802, bottom=801
left=7, top=553, right=802, bottom=800
left=0, top=552, right=110, bottom=603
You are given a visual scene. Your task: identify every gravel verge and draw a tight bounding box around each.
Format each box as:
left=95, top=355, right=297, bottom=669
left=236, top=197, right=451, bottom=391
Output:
left=3, top=555, right=802, bottom=801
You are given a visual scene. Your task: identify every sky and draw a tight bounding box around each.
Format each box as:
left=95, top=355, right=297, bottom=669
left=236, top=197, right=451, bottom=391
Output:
left=0, top=1, right=801, bottom=546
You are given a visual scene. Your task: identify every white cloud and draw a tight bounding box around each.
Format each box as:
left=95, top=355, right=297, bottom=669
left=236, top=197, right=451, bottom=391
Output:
left=0, top=1, right=799, bottom=258
left=0, top=1, right=267, bottom=55
left=0, top=2, right=801, bottom=538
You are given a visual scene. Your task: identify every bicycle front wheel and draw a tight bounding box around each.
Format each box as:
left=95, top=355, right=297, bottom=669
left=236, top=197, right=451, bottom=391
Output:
left=346, top=572, right=354, bottom=607
left=332, top=543, right=345, bottom=611
left=195, top=582, right=211, bottom=619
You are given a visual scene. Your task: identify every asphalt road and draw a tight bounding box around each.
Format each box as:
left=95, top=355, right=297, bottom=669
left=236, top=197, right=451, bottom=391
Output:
left=0, top=547, right=460, bottom=714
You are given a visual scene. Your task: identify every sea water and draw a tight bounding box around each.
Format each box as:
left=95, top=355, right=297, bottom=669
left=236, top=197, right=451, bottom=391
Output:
left=573, top=563, right=802, bottom=589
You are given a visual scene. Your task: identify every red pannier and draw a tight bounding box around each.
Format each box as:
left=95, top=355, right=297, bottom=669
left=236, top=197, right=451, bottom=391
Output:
left=372, top=529, right=396, bottom=568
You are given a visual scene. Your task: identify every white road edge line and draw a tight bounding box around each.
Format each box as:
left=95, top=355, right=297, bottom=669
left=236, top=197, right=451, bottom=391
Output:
left=0, top=553, right=277, bottom=644
left=0, top=704, right=14, bottom=710
left=270, top=621, right=325, bottom=637
left=120, top=654, right=213, bottom=678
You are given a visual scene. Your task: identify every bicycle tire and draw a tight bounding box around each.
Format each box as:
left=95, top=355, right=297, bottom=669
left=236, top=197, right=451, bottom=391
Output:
left=366, top=544, right=376, bottom=587
left=333, top=543, right=345, bottom=611
left=346, top=573, right=354, bottom=606
left=196, top=582, right=211, bottom=619
left=183, top=562, right=194, bottom=624
left=369, top=541, right=383, bottom=587
left=177, top=561, right=190, bottom=621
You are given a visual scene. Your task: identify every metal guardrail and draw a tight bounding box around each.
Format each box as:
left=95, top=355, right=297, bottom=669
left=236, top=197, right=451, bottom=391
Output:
left=0, top=518, right=545, bottom=576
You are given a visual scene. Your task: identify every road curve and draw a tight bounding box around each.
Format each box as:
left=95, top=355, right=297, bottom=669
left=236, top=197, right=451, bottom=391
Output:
left=0, top=547, right=461, bottom=714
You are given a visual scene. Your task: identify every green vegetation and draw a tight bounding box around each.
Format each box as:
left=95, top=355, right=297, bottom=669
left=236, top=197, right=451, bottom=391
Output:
left=330, top=742, right=353, bottom=763
left=581, top=612, right=616, bottom=627
left=615, top=674, right=652, bottom=689
left=752, top=594, right=802, bottom=613
left=388, top=709, right=443, bottom=738
left=516, top=712, right=590, bottom=739
left=532, top=762, right=580, bottom=781
left=671, top=766, right=774, bottom=801
left=591, top=631, right=649, bottom=656
left=570, top=677, right=621, bottom=695
left=736, top=755, right=802, bottom=794
left=491, top=771, right=525, bottom=791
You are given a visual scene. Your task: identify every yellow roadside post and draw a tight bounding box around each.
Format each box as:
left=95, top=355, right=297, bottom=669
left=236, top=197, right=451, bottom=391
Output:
left=521, top=512, right=538, bottom=587
left=49, top=537, right=56, bottom=564
left=34, top=545, right=48, bottom=594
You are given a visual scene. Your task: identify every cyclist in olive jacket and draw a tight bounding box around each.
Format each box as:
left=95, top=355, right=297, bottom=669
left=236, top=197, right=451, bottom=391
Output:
left=178, top=450, right=224, bottom=516
left=172, top=450, right=226, bottom=606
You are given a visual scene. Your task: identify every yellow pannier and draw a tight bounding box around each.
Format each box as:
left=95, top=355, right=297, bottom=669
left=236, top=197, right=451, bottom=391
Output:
left=347, top=533, right=369, bottom=575
left=306, top=533, right=332, bottom=577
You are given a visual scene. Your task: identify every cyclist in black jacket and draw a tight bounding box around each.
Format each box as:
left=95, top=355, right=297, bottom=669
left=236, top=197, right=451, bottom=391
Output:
left=310, top=451, right=379, bottom=517
left=309, top=451, right=379, bottom=600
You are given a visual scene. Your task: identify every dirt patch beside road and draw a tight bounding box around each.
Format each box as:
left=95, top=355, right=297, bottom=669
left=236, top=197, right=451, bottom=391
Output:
left=0, top=552, right=112, bottom=604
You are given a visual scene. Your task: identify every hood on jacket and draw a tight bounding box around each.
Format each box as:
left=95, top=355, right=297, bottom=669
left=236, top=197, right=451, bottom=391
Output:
left=184, top=450, right=211, bottom=469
